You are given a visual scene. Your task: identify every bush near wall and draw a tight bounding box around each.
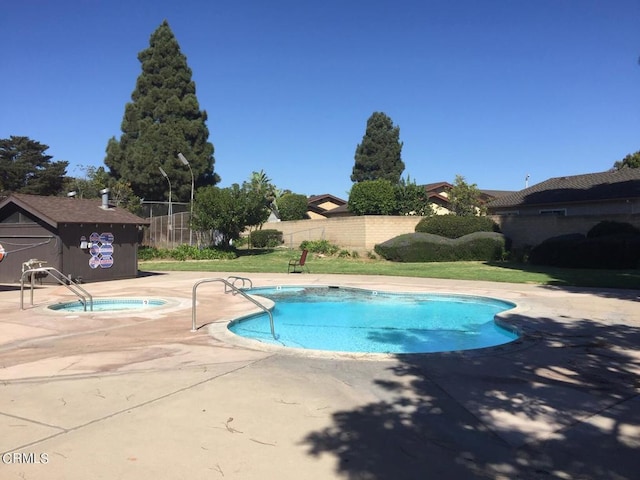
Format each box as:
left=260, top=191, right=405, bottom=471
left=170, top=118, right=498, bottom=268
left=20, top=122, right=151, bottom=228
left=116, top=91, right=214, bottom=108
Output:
left=374, top=232, right=506, bottom=262
left=415, top=215, right=500, bottom=238
left=299, top=239, right=340, bottom=255
left=587, top=220, right=640, bottom=238
left=138, top=245, right=237, bottom=261
left=249, top=229, right=283, bottom=248
left=529, top=232, right=640, bottom=269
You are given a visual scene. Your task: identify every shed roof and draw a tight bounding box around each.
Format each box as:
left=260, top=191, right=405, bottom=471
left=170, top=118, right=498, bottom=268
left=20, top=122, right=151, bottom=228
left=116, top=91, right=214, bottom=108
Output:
left=487, top=169, right=640, bottom=209
left=0, top=193, right=150, bottom=228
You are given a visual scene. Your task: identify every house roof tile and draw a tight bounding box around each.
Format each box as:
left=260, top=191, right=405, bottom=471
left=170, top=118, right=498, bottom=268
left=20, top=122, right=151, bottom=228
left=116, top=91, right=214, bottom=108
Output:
left=487, top=168, right=640, bottom=209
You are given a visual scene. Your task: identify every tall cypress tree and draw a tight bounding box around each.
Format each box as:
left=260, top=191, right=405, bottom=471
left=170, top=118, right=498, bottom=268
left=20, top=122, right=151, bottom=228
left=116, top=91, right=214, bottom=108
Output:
left=0, top=136, right=68, bottom=196
left=351, top=112, right=404, bottom=184
left=105, top=20, right=218, bottom=202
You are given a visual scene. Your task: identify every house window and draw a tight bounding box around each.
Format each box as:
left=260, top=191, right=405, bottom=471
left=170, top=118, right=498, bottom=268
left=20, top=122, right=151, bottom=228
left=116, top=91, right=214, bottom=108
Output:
left=539, top=209, right=566, bottom=216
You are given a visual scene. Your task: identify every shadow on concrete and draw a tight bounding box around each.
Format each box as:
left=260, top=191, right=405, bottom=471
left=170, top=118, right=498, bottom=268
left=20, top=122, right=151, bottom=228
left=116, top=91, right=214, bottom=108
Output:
left=0, top=284, right=26, bottom=292
left=486, top=261, right=640, bottom=296
left=302, top=315, right=640, bottom=479
left=136, top=270, right=168, bottom=278
left=540, top=284, right=640, bottom=303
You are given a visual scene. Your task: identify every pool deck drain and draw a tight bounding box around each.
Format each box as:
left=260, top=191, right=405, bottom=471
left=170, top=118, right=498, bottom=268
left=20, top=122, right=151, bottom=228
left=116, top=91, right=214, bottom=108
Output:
left=0, top=272, right=639, bottom=479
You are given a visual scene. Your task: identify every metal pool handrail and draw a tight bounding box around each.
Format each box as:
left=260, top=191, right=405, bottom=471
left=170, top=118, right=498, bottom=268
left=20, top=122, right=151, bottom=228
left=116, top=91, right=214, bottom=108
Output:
left=20, top=267, right=94, bottom=311
left=191, top=277, right=275, bottom=338
left=225, top=275, right=253, bottom=292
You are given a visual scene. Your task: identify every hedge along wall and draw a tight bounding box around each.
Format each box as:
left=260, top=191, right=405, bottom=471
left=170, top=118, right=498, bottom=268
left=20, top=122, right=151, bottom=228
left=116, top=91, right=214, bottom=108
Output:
left=268, top=216, right=425, bottom=252
left=492, top=213, right=640, bottom=249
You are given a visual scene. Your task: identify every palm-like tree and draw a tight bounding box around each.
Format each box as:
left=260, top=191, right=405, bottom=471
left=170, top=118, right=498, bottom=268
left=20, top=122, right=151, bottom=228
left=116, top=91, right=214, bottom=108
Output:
left=249, top=170, right=277, bottom=210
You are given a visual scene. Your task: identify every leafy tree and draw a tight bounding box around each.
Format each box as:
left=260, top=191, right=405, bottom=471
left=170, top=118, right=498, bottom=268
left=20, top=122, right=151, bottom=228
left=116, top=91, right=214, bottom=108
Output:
left=351, top=112, right=404, bottom=184
left=242, top=182, right=271, bottom=233
left=613, top=151, right=640, bottom=170
left=105, top=20, right=218, bottom=203
left=277, top=193, right=309, bottom=220
left=0, top=136, right=68, bottom=196
left=394, top=175, right=432, bottom=216
left=243, top=170, right=277, bottom=248
left=348, top=179, right=396, bottom=215
left=64, top=165, right=141, bottom=213
left=192, top=186, right=242, bottom=247
left=449, top=174, right=483, bottom=216
left=192, top=183, right=269, bottom=247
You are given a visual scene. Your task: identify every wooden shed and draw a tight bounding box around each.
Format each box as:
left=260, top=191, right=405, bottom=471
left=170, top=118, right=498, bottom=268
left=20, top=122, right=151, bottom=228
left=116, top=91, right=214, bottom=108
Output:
left=0, top=193, right=150, bottom=284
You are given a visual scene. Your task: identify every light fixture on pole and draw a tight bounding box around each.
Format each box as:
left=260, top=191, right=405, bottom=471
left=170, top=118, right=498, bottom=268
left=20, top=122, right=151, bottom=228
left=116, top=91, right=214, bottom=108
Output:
left=178, top=152, right=194, bottom=245
left=159, top=166, right=173, bottom=246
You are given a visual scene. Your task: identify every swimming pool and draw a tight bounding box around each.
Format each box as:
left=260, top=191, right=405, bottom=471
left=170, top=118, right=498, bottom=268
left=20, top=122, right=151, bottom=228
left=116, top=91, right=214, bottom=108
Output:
left=48, top=298, right=168, bottom=312
left=228, top=286, right=518, bottom=354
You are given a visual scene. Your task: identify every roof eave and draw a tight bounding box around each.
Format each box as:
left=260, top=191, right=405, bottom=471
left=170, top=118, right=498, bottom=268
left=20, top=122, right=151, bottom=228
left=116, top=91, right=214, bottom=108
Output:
left=2, top=195, right=59, bottom=228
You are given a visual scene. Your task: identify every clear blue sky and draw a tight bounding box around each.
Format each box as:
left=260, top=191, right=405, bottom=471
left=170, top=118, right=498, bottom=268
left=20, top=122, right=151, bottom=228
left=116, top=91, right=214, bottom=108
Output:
left=2, top=0, right=639, bottom=198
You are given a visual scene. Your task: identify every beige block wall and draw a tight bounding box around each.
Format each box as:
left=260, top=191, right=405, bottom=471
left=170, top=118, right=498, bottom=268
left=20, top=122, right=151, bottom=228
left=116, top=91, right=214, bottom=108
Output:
left=271, top=216, right=424, bottom=252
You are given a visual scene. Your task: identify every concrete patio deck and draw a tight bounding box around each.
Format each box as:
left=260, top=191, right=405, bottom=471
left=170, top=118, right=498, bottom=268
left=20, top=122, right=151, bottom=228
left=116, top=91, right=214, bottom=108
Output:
left=0, top=271, right=638, bottom=479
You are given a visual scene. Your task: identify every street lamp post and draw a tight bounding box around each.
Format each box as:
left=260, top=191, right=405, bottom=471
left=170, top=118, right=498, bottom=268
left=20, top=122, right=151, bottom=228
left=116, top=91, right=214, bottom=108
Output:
left=178, top=152, right=194, bottom=245
left=158, top=166, right=173, bottom=247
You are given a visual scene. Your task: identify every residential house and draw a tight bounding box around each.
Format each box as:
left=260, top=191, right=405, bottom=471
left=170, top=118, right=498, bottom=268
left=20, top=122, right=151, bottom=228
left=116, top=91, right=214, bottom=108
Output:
left=487, top=168, right=640, bottom=247
left=422, top=182, right=513, bottom=215
left=422, top=182, right=453, bottom=214
left=306, top=185, right=511, bottom=219
left=306, top=194, right=348, bottom=219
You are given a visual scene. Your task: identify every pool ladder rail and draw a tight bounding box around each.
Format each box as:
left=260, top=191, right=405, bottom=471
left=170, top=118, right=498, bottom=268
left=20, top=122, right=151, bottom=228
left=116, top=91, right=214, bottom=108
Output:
left=191, top=276, right=276, bottom=339
left=20, top=266, right=94, bottom=311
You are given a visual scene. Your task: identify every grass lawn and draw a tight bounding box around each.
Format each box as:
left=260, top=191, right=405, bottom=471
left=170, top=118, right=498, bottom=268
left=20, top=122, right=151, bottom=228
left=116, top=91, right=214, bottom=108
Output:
left=139, top=248, right=640, bottom=290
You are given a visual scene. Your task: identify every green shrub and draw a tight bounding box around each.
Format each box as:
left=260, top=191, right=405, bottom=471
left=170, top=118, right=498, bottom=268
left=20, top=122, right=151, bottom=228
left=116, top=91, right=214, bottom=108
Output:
left=171, top=244, right=238, bottom=260
left=529, top=233, right=640, bottom=269
left=587, top=221, right=640, bottom=238
left=170, top=244, right=194, bottom=261
left=138, top=246, right=160, bottom=260
left=374, top=232, right=506, bottom=262
left=415, top=215, right=500, bottom=238
left=234, top=236, right=248, bottom=248
left=528, top=234, right=584, bottom=267
left=506, top=245, right=533, bottom=264
left=137, top=245, right=237, bottom=261
left=138, top=246, right=174, bottom=260
left=277, top=193, right=309, bottom=221
left=249, top=229, right=283, bottom=248
left=348, top=179, right=397, bottom=215
left=299, top=239, right=340, bottom=255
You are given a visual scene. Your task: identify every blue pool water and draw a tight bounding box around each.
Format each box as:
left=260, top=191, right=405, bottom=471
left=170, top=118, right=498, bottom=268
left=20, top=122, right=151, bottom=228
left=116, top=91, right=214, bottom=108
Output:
left=229, top=287, right=518, bottom=354
left=48, top=298, right=167, bottom=312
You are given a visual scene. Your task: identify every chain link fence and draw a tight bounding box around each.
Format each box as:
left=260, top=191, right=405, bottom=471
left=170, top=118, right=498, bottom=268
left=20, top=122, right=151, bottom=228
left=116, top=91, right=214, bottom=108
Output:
left=141, top=201, right=192, bottom=249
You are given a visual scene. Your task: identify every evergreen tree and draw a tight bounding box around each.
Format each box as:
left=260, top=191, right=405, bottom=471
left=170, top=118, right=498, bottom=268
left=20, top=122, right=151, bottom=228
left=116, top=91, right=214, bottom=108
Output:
left=105, top=20, right=218, bottom=202
left=0, top=136, right=68, bottom=196
left=351, top=112, right=404, bottom=184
